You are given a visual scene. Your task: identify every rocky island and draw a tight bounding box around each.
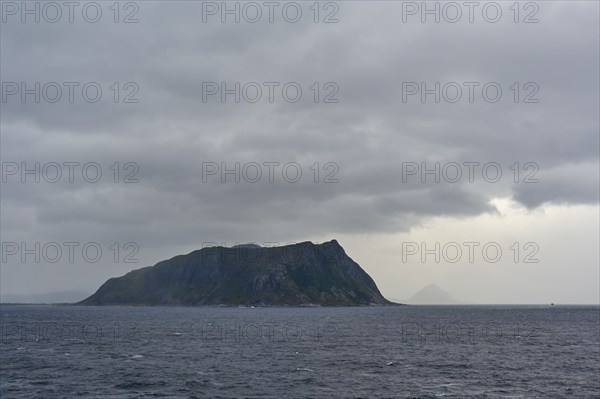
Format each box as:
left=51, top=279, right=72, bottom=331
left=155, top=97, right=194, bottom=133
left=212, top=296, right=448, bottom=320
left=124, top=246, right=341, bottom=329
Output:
left=79, top=240, right=395, bottom=306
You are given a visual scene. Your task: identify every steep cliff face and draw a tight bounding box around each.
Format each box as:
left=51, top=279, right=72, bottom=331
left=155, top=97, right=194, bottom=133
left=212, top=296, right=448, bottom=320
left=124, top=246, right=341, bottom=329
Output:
left=79, top=240, right=395, bottom=306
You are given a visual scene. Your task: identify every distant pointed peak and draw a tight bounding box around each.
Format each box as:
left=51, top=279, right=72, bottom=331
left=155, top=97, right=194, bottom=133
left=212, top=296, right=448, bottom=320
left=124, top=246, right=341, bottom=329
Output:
left=408, top=284, right=459, bottom=305
left=418, top=284, right=450, bottom=294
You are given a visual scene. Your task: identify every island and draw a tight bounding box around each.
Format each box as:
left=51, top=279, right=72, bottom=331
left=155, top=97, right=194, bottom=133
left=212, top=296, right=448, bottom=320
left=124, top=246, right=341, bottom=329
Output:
left=79, top=240, right=396, bottom=306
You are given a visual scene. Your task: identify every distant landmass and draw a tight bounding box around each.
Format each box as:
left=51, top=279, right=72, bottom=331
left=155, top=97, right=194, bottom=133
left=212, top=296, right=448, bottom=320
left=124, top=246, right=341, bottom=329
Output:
left=1, top=290, right=90, bottom=304
left=80, top=240, right=396, bottom=306
left=405, top=284, right=461, bottom=305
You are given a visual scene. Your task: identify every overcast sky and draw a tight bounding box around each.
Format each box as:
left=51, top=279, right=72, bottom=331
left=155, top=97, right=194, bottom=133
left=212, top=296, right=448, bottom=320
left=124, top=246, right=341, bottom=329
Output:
left=1, top=0, right=598, bottom=304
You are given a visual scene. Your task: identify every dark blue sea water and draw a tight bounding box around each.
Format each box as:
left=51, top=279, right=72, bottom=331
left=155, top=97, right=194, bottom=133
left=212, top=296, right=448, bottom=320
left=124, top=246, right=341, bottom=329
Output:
left=1, top=305, right=598, bottom=398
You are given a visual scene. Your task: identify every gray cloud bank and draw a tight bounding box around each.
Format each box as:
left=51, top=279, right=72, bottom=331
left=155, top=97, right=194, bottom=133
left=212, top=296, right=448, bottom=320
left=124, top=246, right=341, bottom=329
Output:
left=1, top=2, right=598, bottom=294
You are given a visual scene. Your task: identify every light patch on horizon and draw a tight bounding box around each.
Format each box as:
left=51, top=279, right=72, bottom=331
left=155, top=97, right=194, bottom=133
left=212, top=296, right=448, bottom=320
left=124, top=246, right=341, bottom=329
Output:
left=335, top=200, right=599, bottom=304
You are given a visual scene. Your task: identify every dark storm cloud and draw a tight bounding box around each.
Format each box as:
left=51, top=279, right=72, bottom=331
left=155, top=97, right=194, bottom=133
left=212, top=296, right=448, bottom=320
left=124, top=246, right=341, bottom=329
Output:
left=1, top=1, right=598, bottom=252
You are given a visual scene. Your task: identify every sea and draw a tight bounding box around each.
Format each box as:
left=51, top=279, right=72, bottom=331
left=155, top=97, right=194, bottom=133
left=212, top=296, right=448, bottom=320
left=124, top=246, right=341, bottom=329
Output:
left=0, top=305, right=598, bottom=398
